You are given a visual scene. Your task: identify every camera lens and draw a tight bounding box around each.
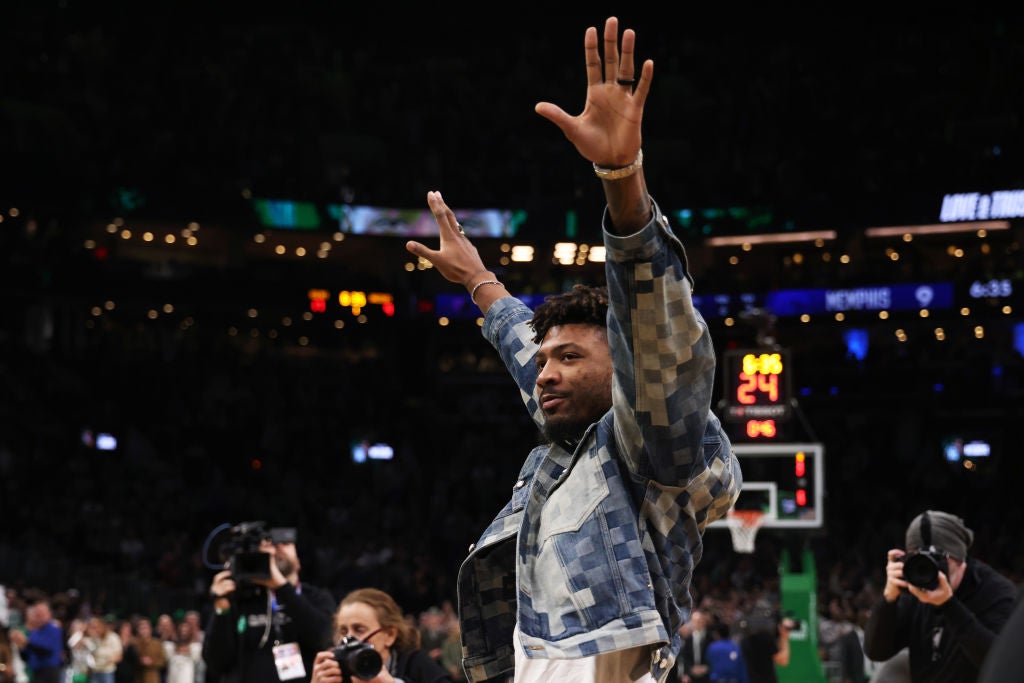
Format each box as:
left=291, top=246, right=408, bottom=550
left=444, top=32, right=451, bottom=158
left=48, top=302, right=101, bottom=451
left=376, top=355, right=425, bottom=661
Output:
left=348, top=647, right=382, bottom=679
left=903, top=552, right=940, bottom=590
left=333, top=638, right=383, bottom=680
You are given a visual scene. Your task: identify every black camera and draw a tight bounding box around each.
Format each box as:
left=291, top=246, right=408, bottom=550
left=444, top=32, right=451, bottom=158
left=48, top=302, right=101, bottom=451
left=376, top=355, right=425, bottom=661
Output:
left=738, top=603, right=800, bottom=637
left=332, top=636, right=382, bottom=682
left=902, top=549, right=947, bottom=590
left=219, top=521, right=273, bottom=582
left=217, top=521, right=297, bottom=583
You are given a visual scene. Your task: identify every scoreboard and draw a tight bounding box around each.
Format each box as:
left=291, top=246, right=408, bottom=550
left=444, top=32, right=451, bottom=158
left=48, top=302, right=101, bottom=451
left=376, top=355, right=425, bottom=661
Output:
left=721, top=349, right=792, bottom=439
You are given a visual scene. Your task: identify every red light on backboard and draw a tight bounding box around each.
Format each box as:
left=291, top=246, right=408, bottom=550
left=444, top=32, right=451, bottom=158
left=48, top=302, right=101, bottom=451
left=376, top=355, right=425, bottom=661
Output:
left=795, top=489, right=807, bottom=506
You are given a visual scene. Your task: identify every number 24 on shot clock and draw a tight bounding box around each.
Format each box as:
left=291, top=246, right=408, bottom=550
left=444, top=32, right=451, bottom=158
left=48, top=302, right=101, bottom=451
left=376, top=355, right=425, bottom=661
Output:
left=722, top=349, right=792, bottom=424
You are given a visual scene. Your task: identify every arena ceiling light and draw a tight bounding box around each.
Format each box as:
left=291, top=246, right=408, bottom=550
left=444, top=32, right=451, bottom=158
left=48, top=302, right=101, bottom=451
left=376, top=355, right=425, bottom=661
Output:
left=704, top=230, right=837, bottom=247
left=864, top=220, right=1009, bottom=237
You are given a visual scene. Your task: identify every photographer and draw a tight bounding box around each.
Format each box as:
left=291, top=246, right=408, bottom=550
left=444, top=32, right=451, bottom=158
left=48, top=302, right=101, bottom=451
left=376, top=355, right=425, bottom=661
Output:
left=863, top=510, right=1016, bottom=682
left=202, top=525, right=336, bottom=683
left=309, top=588, right=452, bottom=683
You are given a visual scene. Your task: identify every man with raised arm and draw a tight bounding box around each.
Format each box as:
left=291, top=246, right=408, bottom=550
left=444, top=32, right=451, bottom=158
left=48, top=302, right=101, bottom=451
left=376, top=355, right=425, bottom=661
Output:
left=406, top=16, right=742, bottom=683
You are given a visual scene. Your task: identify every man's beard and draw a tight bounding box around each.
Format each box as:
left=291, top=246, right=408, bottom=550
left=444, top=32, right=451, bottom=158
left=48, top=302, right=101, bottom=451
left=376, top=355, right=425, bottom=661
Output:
left=541, top=416, right=589, bottom=447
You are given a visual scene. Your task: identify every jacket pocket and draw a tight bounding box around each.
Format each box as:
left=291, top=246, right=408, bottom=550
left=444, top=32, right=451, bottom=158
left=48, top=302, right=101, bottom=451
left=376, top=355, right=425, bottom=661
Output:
left=522, top=451, right=647, bottom=639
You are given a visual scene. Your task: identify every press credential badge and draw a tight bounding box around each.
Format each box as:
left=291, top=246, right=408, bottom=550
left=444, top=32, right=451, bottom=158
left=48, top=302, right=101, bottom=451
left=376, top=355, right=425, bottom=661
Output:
left=273, top=642, right=306, bottom=681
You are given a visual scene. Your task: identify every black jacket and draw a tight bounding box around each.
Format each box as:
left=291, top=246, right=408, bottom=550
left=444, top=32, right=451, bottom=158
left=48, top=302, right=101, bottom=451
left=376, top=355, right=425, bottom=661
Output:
left=202, top=581, right=336, bottom=683
left=979, top=586, right=1024, bottom=683
left=391, top=647, right=454, bottom=683
left=863, top=559, right=1017, bottom=683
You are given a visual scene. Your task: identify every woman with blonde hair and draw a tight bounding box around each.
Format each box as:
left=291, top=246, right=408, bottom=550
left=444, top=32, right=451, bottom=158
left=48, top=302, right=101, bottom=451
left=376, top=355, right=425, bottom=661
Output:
left=311, top=588, right=452, bottom=683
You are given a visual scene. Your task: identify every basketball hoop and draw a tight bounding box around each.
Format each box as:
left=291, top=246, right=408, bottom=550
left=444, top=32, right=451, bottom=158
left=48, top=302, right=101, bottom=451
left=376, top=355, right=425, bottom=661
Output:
left=726, top=509, right=765, bottom=554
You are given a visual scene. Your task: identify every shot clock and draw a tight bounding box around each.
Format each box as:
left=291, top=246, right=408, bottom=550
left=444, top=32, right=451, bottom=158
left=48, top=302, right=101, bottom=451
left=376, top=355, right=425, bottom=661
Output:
left=722, top=349, right=792, bottom=437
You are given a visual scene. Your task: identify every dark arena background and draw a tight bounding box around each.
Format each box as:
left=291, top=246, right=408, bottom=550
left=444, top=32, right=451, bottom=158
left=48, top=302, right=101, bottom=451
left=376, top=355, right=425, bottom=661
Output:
left=1, top=6, right=1022, bottom=682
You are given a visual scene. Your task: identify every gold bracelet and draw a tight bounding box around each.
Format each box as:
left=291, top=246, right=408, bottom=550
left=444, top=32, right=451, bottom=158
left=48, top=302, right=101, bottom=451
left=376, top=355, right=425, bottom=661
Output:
left=593, top=149, right=643, bottom=180
left=470, top=280, right=503, bottom=304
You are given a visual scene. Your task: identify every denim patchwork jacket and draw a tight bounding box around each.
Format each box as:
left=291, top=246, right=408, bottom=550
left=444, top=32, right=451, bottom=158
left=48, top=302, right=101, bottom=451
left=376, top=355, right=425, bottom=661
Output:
left=456, top=199, right=743, bottom=683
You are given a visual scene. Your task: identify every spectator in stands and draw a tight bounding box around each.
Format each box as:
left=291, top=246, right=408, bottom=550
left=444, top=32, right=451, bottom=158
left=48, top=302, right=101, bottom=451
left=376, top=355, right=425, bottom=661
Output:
left=179, top=612, right=204, bottom=683
left=67, top=617, right=92, bottom=683
left=164, top=621, right=202, bottom=683
left=403, top=15, right=741, bottom=682
left=863, top=510, right=1017, bottom=682
left=9, top=600, right=63, bottom=683
left=416, top=607, right=446, bottom=664
left=438, top=618, right=466, bottom=682
left=157, top=615, right=176, bottom=683
left=132, top=618, right=167, bottom=683
left=180, top=613, right=203, bottom=646
left=309, top=587, right=452, bottom=683
left=0, top=623, right=18, bottom=683
left=84, top=615, right=123, bottom=683
left=673, top=608, right=712, bottom=683
left=705, top=621, right=748, bottom=683
left=155, top=615, right=176, bottom=650
left=114, top=619, right=137, bottom=683
left=818, top=594, right=867, bottom=682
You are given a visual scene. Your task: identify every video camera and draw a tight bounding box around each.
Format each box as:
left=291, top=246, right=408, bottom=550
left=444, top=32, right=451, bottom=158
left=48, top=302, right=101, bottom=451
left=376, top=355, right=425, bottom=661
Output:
left=217, top=521, right=297, bottom=583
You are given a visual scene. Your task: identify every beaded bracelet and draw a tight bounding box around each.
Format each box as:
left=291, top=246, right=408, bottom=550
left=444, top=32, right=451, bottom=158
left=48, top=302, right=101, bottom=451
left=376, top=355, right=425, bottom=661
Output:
left=470, top=280, right=503, bottom=304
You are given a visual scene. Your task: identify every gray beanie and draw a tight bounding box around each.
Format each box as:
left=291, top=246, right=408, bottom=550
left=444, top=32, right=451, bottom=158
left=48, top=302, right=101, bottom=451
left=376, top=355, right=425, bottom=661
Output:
left=905, top=510, right=974, bottom=561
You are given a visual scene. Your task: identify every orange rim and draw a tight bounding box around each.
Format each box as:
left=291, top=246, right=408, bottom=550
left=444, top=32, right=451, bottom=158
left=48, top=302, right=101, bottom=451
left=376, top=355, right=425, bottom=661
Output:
left=727, top=510, right=765, bottom=527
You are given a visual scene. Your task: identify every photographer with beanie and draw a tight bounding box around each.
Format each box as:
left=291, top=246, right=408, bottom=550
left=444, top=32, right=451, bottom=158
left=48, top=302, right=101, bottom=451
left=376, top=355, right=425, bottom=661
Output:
left=863, top=510, right=1016, bottom=682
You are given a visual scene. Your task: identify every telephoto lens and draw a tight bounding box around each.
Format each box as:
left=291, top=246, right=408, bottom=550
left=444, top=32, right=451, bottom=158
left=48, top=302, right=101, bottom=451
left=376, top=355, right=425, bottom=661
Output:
left=332, top=636, right=383, bottom=681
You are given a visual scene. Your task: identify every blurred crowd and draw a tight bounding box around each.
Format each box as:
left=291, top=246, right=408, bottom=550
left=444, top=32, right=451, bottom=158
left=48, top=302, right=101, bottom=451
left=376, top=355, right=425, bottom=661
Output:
left=6, top=530, right=1008, bottom=683
left=0, top=585, right=468, bottom=683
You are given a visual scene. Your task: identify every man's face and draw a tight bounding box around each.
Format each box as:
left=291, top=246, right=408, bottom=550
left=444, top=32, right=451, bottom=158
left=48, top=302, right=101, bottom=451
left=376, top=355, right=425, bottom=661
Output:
left=274, top=542, right=300, bottom=577
left=258, top=538, right=299, bottom=577
left=535, top=323, right=613, bottom=444
left=25, top=605, right=43, bottom=628
left=157, top=614, right=174, bottom=636
left=946, top=556, right=967, bottom=591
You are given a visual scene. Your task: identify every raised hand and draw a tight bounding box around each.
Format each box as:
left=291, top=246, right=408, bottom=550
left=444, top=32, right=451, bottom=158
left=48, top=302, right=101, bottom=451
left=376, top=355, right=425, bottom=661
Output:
left=406, top=191, right=490, bottom=289
left=534, top=16, right=653, bottom=169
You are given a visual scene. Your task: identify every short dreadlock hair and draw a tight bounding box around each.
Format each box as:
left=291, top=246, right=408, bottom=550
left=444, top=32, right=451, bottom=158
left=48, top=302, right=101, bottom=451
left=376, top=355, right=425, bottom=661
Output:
left=528, top=284, right=609, bottom=344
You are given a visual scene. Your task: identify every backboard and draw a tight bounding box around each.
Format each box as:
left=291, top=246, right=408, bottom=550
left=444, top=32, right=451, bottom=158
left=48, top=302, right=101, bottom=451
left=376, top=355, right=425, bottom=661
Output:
left=709, top=442, right=824, bottom=530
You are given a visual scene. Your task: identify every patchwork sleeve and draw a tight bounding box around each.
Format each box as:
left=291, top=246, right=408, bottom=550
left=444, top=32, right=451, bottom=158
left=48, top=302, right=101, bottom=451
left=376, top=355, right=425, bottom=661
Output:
left=603, top=199, right=733, bottom=490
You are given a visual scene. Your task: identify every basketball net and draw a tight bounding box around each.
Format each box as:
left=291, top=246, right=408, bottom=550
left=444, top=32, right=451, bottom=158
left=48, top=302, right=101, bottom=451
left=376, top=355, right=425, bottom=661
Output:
left=726, top=509, right=765, bottom=554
